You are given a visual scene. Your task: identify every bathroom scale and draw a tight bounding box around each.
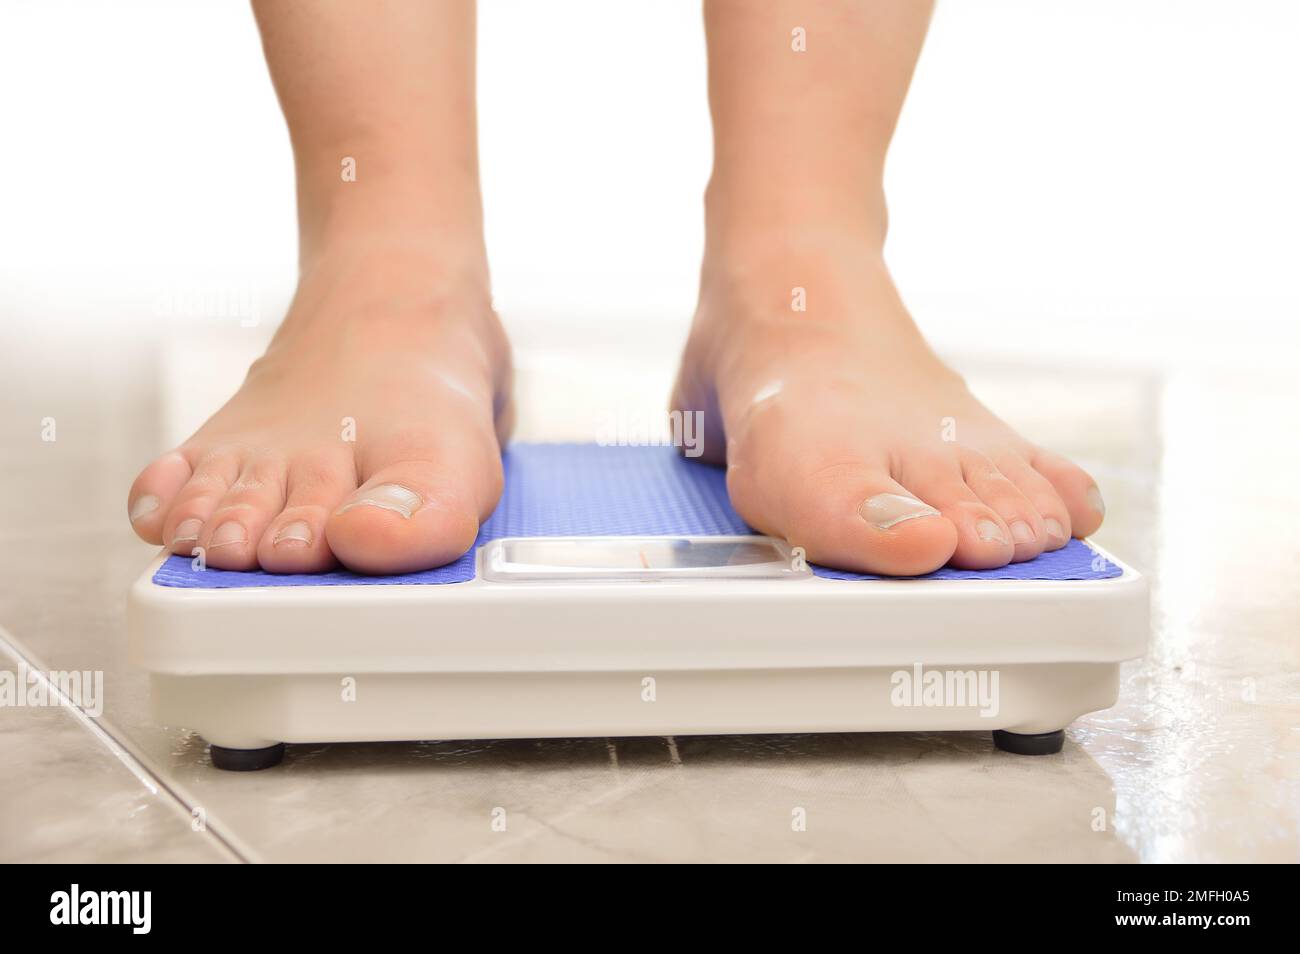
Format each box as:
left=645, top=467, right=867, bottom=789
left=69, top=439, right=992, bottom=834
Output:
left=128, top=443, right=1147, bottom=770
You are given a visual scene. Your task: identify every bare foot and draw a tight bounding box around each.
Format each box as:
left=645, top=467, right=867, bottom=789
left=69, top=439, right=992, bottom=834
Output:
left=127, top=242, right=511, bottom=575
left=672, top=242, right=1104, bottom=576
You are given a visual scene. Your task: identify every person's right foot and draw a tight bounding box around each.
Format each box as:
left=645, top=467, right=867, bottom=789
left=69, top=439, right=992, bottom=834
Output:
left=126, top=242, right=512, bottom=575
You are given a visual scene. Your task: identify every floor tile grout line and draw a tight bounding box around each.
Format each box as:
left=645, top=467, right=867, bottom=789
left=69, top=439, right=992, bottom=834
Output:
left=457, top=775, right=646, bottom=864
left=665, top=735, right=683, bottom=767
left=0, top=624, right=250, bottom=864
left=605, top=738, right=620, bottom=774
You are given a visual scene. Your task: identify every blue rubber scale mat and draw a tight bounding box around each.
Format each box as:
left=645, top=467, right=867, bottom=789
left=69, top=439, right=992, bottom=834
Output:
left=151, top=443, right=1121, bottom=589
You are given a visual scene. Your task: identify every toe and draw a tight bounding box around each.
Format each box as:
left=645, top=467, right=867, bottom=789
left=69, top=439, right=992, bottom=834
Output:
left=161, top=448, right=242, bottom=557
left=198, top=454, right=288, bottom=571
left=991, top=451, right=1072, bottom=550
left=257, top=450, right=356, bottom=574
left=729, top=457, right=959, bottom=576
left=326, top=459, right=494, bottom=575
left=897, top=452, right=1016, bottom=570
left=959, top=450, right=1047, bottom=563
left=1030, top=448, right=1105, bottom=538
left=127, top=451, right=192, bottom=544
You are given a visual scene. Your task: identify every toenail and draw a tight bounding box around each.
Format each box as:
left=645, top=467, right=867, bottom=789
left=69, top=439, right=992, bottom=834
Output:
left=336, top=483, right=423, bottom=519
left=129, top=495, right=159, bottom=522
left=858, top=493, right=941, bottom=530
left=1087, top=486, right=1105, bottom=516
left=172, top=518, right=203, bottom=546
left=1045, top=517, right=1067, bottom=542
left=977, top=519, right=1009, bottom=544
left=1010, top=520, right=1035, bottom=544
left=209, top=521, right=247, bottom=549
left=274, top=520, right=312, bottom=548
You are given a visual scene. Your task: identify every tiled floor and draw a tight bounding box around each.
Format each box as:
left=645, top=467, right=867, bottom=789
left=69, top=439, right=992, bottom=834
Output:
left=1, top=315, right=1296, bottom=863
left=0, top=638, right=233, bottom=864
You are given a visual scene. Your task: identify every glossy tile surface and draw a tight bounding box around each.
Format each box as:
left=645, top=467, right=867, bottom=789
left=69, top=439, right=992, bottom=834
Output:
left=0, top=318, right=1296, bottom=863
left=0, top=636, right=233, bottom=863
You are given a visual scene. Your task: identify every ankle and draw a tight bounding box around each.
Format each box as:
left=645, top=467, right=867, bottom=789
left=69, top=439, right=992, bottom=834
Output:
left=302, top=224, right=489, bottom=293
left=294, top=145, right=487, bottom=271
left=699, top=226, right=892, bottom=310
left=295, top=157, right=492, bottom=304
left=275, top=235, right=497, bottom=360
left=307, top=211, right=486, bottom=274
left=693, top=231, right=939, bottom=363
left=703, top=175, right=889, bottom=259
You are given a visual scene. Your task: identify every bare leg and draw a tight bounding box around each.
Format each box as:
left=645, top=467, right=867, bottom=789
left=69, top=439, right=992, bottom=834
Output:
left=127, top=0, right=511, bottom=574
left=674, top=0, right=1104, bottom=574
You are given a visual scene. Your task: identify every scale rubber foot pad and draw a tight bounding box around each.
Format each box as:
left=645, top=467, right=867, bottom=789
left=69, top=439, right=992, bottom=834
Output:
left=209, top=742, right=286, bottom=771
left=992, top=729, right=1065, bottom=756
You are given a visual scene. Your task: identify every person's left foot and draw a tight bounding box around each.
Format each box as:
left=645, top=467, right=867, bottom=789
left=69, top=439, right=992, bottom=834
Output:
left=672, top=242, right=1105, bottom=576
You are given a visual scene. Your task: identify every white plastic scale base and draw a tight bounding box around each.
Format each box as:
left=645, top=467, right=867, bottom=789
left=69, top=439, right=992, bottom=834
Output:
left=128, top=536, right=1147, bottom=769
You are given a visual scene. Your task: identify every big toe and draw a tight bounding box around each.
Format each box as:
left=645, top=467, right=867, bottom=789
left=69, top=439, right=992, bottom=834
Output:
left=730, top=459, right=958, bottom=576
left=325, top=460, right=496, bottom=575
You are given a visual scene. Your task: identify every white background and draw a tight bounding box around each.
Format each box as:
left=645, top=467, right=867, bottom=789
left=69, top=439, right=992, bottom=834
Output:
left=2, top=0, right=1297, bottom=371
